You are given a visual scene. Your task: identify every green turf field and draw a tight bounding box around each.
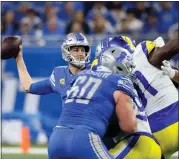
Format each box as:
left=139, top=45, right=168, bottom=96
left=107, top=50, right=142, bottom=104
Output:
left=2, top=154, right=48, bottom=159
left=2, top=154, right=179, bottom=159
left=2, top=143, right=178, bottom=159
left=2, top=154, right=178, bottom=159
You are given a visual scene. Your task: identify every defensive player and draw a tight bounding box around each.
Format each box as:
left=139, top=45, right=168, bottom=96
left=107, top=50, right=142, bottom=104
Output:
left=98, top=36, right=178, bottom=159
left=48, top=50, right=138, bottom=159
left=94, top=37, right=161, bottom=159
left=133, top=40, right=178, bottom=159
left=148, top=37, right=179, bottom=68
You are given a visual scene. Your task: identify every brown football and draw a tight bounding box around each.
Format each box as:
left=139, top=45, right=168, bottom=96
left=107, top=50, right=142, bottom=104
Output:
left=1, top=36, right=22, bottom=60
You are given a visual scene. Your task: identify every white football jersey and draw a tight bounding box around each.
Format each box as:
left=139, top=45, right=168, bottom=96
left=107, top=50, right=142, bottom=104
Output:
left=132, top=43, right=178, bottom=116
left=133, top=89, right=152, bottom=134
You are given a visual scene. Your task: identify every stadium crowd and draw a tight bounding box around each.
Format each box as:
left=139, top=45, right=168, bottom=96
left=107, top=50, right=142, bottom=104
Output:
left=2, top=1, right=178, bottom=68
left=2, top=2, right=178, bottom=37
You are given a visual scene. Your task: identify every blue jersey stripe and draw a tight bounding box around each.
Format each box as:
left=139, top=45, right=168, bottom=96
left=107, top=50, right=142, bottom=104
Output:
left=117, top=135, right=140, bottom=159
left=134, top=83, right=147, bottom=108
left=127, top=132, right=159, bottom=145
left=141, top=41, right=148, bottom=57
left=136, top=114, right=148, bottom=122
left=148, top=101, right=178, bottom=132
left=134, top=71, right=158, bottom=96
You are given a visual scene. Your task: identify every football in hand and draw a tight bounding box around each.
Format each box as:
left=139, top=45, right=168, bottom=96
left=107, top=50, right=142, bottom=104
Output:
left=1, top=36, right=22, bottom=60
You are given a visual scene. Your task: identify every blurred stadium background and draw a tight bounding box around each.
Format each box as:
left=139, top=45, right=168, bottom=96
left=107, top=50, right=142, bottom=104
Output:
left=1, top=1, right=178, bottom=159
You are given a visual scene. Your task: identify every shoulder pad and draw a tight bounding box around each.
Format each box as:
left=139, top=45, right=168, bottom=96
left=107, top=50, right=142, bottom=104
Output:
left=140, top=41, right=156, bottom=57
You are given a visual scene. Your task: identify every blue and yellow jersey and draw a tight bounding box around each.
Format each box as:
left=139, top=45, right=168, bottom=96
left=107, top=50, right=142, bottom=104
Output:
left=132, top=41, right=178, bottom=159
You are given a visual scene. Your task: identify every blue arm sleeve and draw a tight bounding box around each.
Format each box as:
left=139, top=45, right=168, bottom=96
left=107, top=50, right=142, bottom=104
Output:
left=116, top=75, right=135, bottom=99
left=29, top=79, right=54, bottom=95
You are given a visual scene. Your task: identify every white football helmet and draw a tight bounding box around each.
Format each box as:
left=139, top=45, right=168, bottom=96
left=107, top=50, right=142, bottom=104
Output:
left=61, top=33, right=91, bottom=67
left=101, top=46, right=134, bottom=75
left=98, top=50, right=117, bottom=73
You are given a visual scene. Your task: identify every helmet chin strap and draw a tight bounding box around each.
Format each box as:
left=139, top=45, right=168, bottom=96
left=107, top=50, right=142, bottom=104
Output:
left=71, top=63, right=85, bottom=68
left=70, top=63, right=84, bottom=69
left=70, top=59, right=86, bottom=68
left=69, top=63, right=85, bottom=75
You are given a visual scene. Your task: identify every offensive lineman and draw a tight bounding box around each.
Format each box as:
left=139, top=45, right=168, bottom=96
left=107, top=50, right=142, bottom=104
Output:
left=97, top=36, right=178, bottom=159
left=94, top=37, right=162, bottom=159
left=48, top=50, right=138, bottom=159
left=15, top=32, right=137, bottom=153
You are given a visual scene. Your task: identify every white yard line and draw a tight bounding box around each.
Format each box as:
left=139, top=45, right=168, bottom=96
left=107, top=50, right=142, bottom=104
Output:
left=2, top=147, right=47, bottom=155
left=2, top=147, right=178, bottom=158
left=172, top=152, right=178, bottom=157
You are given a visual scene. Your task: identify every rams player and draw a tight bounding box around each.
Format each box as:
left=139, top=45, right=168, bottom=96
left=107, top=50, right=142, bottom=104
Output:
left=94, top=37, right=161, bottom=159
left=132, top=39, right=178, bottom=159
left=48, top=50, right=139, bottom=159
left=148, top=37, right=179, bottom=69
left=97, top=36, right=178, bottom=159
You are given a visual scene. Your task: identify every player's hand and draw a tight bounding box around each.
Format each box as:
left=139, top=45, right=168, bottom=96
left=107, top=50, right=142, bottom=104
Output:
left=15, top=45, right=23, bottom=62
left=161, top=60, right=175, bottom=79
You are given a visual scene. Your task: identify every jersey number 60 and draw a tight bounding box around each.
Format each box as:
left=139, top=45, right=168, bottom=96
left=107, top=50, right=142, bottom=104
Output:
left=65, top=76, right=102, bottom=104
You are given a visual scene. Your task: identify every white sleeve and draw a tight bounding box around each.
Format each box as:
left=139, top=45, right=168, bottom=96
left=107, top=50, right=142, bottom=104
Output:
left=49, top=70, right=56, bottom=88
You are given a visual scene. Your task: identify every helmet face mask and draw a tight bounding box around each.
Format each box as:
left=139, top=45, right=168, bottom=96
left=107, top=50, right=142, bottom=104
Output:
left=91, top=46, right=118, bottom=73
left=95, top=43, right=102, bottom=58
left=61, top=33, right=91, bottom=67
left=99, top=50, right=117, bottom=73
left=116, top=57, right=134, bottom=76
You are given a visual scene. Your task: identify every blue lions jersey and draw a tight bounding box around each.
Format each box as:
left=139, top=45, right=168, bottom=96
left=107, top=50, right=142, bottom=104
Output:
left=57, top=69, right=135, bottom=137
left=49, top=66, right=75, bottom=104
left=49, top=65, right=91, bottom=105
